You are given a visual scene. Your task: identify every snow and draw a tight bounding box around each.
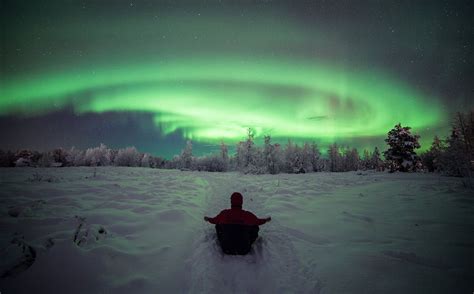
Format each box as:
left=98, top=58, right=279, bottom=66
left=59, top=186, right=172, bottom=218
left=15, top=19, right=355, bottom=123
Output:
left=0, top=167, right=473, bottom=293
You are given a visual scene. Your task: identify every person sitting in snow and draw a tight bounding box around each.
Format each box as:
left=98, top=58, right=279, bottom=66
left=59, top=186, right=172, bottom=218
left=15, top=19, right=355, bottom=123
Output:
left=204, top=192, right=271, bottom=255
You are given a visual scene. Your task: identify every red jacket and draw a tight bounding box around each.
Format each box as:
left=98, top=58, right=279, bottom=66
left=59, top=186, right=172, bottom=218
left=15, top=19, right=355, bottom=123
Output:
left=207, top=207, right=268, bottom=226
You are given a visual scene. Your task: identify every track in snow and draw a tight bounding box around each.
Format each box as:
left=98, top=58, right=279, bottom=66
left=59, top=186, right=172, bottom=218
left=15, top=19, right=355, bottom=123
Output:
left=186, top=174, right=321, bottom=293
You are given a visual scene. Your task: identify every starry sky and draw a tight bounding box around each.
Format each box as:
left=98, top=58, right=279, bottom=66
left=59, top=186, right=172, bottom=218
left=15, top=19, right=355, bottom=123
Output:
left=0, top=0, right=472, bottom=158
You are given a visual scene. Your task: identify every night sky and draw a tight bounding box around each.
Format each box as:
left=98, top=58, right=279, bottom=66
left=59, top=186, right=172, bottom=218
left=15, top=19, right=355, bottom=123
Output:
left=1, top=0, right=472, bottom=158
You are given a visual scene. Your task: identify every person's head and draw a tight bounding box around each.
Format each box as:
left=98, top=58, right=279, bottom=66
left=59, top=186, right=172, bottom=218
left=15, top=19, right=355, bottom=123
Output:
left=230, top=192, right=243, bottom=208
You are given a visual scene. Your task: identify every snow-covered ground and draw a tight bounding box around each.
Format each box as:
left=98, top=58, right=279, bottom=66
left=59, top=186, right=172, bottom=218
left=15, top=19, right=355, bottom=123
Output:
left=0, top=167, right=472, bottom=293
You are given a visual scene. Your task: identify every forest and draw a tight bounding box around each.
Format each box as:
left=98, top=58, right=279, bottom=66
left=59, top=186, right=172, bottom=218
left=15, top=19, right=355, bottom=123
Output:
left=1, top=111, right=473, bottom=179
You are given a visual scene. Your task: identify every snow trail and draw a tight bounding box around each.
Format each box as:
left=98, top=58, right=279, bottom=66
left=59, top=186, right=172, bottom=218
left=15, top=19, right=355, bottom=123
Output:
left=186, top=173, right=321, bottom=293
left=1, top=168, right=472, bottom=293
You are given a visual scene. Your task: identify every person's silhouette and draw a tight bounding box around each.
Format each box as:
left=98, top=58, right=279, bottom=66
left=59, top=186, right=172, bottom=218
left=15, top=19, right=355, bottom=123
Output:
left=204, top=192, right=271, bottom=255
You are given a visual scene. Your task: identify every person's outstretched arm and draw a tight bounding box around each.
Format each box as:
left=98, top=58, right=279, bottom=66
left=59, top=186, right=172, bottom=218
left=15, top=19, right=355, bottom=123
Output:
left=246, top=212, right=271, bottom=225
left=259, top=216, right=271, bottom=225
left=204, top=210, right=226, bottom=224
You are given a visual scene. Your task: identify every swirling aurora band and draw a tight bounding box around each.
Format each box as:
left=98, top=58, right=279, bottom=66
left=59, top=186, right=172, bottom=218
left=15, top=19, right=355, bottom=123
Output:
left=0, top=56, right=443, bottom=144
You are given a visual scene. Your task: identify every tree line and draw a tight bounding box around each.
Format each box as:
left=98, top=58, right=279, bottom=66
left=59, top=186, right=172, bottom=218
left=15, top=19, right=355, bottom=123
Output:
left=0, top=144, right=166, bottom=169
left=1, top=111, right=472, bottom=178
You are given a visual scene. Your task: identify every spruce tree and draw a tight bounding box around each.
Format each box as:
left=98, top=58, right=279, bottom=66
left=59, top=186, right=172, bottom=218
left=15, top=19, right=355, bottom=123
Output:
left=421, top=136, right=445, bottom=172
left=383, top=123, right=420, bottom=172
left=310, top=143, right=320, bottom=172
left=179, top=140, right=193, bottom=170
left=328, top=143, right=342, bottom=172
left=361, top=149, right=371, bottom=170
left=440, top=111, right=474, bottom=177
left=371, top=146, right=384, bottom=171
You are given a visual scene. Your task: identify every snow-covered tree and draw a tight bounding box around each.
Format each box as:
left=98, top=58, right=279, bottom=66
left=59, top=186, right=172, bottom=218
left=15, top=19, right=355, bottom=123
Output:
left=195, top=154, right=228, bottom=172
left=328, top=143, right=343, bottom=172
left=165, top=155, right=180, bottom=169
left=371, top=146, right=384, bottom=171
left=361, top=149, right=371, bottom=170
left=284, top=140, right=304, bottom=173
left=220, top=142, right=229, bottom=172
left=318, top=158, right=330, bottom=171
left=140, top=153, right=151, bottom=168
left=243, top=128, right=256, bottom=167
left=420, top=136, right=445, bottom=172
left=109, top=149, right=119, bottom=165
left=309, top=143, right=321, bottom=172
left=301, top=143, right=313, bottom=173
left=360, top=147, right=383, bottom=171
left=14, top=150, right=33, bottom=167
left=246, top=148, right=265, bottom=174
left=236, top=128, right=263, bottom=173
left=115, top=146, right=140, bottom=167
left=438, top=111, right=474, bottom=177
left=343, top=148, right=360, bottom=171
left=66, top=147, right=86, bottom=166
left=84, top=143, right=112, bottom=166
left=263, top=136, right=281, bottom=174
left=179, top=140, right=193, bottom=170
left=149, top=156, right=165, bottom=168
left=52, top=148, right=68, bottom=166
left=384, top=123, right=421, bottom=172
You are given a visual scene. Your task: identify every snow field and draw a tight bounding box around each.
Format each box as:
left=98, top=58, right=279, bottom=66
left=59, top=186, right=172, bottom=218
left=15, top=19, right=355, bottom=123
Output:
left=0, top=167, right=472, bottom=293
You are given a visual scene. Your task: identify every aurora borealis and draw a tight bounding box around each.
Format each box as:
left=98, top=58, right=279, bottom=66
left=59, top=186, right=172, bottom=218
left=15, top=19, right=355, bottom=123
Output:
left=1, top=1, right=472, bottom=157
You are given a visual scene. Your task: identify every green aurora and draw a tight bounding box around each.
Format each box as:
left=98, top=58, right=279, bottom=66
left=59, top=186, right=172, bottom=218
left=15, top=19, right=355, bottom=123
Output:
left=0, top=56, right=444, bottom=145
left=2, top=1, right=468, bottom=155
